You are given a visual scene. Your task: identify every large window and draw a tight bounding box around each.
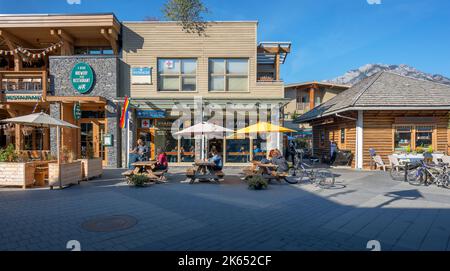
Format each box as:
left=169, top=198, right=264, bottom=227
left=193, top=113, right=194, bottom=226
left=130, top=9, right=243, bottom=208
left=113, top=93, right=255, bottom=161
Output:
left=394, top=125, right=435, bottom=152
left=158, top=59, right=197, bottom=91
left=209, top=58, right=249, bottom=92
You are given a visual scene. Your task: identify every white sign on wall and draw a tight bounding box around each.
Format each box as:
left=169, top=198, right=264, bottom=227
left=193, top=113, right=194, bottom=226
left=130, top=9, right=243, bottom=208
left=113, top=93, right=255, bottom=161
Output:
left=141, top=119, right=151, bottom=128
left=131, top=67, right=152, bottom=85
left=164, top=60, right=174, bottom=69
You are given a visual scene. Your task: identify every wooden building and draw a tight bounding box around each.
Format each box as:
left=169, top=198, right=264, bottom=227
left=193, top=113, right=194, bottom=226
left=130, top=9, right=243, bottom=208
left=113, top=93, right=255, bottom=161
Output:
left=284, top=82, right=349, bottom=138
left=296, top=71, right=450, bottom=169
left=0, top=13, right=122, bottom=167
left=120, top=21, right=291, bottom=165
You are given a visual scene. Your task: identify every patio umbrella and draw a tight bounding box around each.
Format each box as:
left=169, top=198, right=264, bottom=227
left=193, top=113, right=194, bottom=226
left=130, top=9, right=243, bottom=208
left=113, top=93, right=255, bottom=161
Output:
left=1, top=111, right=79, bottom=164
left=231, top=122, right=296, bottom=154
left=234, top=121, right=296, bottom=134
left=173, top=121, right=233, bottom=160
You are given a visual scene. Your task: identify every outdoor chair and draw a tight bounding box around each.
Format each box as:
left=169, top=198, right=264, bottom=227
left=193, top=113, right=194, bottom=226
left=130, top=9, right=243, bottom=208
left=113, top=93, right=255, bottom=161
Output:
left=373, top=155, right=390, bottom=171
left=388, top=155, right=407, bottom=172
left=440, top=155, right=450, bottom=165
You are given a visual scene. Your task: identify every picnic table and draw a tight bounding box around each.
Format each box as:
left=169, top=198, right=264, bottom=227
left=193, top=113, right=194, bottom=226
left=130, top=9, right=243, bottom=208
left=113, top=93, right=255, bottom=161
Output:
left=122, top=160, right=167, bottom=183
left=186, top=160, right=224, bottom=184
left=242, top=161, right=289, bottom=183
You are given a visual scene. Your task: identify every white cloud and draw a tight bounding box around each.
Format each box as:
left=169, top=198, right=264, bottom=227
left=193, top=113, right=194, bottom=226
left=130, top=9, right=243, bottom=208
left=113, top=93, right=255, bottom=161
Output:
left=367, top=0, right=381, bottom=4
left=67, top=0, right=81, bottom=4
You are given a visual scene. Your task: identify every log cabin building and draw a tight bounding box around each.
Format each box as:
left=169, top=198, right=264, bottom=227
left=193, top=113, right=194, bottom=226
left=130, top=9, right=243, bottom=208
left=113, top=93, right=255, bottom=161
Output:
left=296, top=71, right=450, bottom=169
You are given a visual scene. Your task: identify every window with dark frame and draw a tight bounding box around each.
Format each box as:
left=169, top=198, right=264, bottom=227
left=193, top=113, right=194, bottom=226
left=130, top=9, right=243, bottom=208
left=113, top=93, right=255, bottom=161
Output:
left=158, top=58, right=197, bottom=92
left=340, top=128, right=345, bottom=144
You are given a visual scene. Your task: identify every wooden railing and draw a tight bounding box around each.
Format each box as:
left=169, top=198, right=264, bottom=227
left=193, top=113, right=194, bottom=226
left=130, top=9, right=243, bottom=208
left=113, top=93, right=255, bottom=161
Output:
left=0, top=70, right=48, bottom=101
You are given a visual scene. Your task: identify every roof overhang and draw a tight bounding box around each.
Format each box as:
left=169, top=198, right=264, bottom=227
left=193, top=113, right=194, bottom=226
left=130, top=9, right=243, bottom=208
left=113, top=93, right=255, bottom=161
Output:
left=257, top=42, right=291, bottom=65
left=285, top=81, right=350, bottom=90
left=115, top=98, right=291, bottom=109
left=46, top=96, right=107, bottom=104
left=295, top=106, right=450, bottom=123
left=0, top=13, right=121, bottom=51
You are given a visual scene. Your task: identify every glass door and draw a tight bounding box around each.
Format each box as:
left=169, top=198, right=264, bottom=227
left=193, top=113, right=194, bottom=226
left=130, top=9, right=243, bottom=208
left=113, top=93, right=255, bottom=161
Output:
left=80, top=119, right=107, bottom=165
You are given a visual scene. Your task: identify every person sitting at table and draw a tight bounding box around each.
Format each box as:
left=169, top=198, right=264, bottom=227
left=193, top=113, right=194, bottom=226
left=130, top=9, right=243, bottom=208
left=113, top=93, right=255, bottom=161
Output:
left=253, top=145, right=263, bottom=161
left=128, top=139, right=149, bottom=169
left=208, top=149, right=223, bottom=171
left=270, top=149, right=289, bottom=175
left=154, top=148, right=169, bottom=171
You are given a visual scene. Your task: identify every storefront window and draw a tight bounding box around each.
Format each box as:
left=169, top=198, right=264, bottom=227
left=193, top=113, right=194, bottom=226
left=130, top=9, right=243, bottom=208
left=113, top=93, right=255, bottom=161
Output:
left=180, top=138, right=195, bottom=162
left=394, top=126, right=412, bottom=151
left=209, top=58, right=248, bottom=92
left=158, top=59, right=197, bottom=91
left=226, top=139, right=250, bottom=163
left=252, top=137, right=267, bottom=161
left=416, top=126, right=433, bottom=148
left=154, top=119, right=178, bottom=162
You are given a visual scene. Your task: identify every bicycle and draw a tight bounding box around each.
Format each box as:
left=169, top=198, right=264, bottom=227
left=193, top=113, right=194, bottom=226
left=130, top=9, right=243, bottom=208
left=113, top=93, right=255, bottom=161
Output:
left=407, top=160, right=450, bottom=188
left=286, top=150, right=335, bottom=188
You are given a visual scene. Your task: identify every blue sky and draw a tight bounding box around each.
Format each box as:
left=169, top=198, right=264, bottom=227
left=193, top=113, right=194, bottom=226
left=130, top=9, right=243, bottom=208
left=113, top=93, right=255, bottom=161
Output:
left=1, top=0, right=449, bottom=83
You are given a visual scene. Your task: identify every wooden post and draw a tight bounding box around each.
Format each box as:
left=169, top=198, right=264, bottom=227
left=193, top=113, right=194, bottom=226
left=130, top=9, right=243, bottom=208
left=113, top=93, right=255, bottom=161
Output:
left=275, top=53, right=280, bottom=81
left=309, top=86, right=315, bottom=111
left=41, top=70, right=47, bottom=101
left=15, top=124, right=21, bottom=151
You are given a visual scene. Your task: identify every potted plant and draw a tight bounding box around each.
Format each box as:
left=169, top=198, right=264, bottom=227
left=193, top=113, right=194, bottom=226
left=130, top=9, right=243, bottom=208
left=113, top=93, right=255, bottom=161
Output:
left=0, top=144, right=35, bottom=189
left=78, top=144, right=103, bottom=180
left=48, top=146, right=82, bottom=189
left=247, top=175, right=268, bottom=190
left=128, top=174, right=150, bottom=187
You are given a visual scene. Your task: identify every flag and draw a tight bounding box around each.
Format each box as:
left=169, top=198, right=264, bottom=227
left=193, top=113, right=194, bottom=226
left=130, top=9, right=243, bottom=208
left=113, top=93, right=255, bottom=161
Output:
left=120, top=96, right=130, bottom=129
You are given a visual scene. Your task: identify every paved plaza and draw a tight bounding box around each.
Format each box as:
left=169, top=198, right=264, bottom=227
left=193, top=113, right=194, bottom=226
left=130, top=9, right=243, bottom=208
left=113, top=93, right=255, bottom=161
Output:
left=1, top=167, right=450, bottom=251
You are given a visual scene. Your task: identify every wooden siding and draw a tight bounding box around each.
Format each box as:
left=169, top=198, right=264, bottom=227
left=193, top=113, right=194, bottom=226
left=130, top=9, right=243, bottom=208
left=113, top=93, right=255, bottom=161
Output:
left=311, top=114, right=356, bottom=167
left=121, top=22, right=284, bottom=99
left=363, top=111, right=449, bottom=169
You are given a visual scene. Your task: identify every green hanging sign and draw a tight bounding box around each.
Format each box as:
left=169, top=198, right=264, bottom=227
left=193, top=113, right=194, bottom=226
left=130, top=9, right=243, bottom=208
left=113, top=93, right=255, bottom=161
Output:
left=73, top=102, right=81, bottom=120
left=70, top=62, right=94, bottom=94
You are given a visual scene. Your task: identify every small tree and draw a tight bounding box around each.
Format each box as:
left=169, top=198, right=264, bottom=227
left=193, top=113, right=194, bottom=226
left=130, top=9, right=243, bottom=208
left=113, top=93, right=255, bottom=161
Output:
left=162, top=0, right=209, bottom=35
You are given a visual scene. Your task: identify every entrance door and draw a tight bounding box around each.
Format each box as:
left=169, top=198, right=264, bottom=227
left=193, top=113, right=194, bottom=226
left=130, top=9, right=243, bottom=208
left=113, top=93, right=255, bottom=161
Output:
left=80, top=119, right=107, bottom=165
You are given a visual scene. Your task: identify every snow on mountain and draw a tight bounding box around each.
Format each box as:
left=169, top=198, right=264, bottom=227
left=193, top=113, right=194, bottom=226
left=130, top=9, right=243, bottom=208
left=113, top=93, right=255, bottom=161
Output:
left=326, top=64, right=450, bottom=86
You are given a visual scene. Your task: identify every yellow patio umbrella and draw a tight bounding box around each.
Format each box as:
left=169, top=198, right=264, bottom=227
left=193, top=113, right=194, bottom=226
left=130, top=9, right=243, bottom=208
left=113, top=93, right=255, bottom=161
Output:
left=233, top=121, right=296, bottom=135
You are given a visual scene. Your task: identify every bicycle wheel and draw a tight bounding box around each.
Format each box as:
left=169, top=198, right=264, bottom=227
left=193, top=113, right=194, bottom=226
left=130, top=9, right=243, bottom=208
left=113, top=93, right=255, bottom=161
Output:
left=390, top=167, right=405, bottom=181
left=438, top=173, right=450, bottom=189
left=407, top=168, right=426, bottom=186
left=313, top=169, right=335, bottom=188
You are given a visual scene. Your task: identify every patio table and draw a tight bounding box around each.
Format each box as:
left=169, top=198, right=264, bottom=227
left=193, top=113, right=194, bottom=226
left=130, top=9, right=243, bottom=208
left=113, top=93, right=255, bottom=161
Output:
left=131, top=160, right=159, bottom=180
left=248, top=161, right=288, bottom=183
left=187, top=161, right=222, bottom=184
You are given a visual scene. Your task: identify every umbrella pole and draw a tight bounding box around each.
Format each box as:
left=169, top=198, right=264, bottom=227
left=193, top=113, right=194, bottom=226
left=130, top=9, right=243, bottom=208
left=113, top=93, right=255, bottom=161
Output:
left=57, top=126, right=61, bottom=188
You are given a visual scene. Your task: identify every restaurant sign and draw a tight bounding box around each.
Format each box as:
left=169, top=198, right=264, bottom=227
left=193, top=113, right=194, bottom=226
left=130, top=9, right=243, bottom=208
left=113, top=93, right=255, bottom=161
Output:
left=73, top=102, right=82, bottom=121
left=71, top=62, right=94, bottom=94
left=5, top=94, right=42, bottom=102
left=136, top=110, right=166, bottom=119
left=131, top=67, right=152, bottom=85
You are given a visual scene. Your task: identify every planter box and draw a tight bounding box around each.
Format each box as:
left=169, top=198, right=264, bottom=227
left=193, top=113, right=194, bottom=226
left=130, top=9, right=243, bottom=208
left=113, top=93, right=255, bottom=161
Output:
left=0, top=162, right=35, bottom=189
left=79, top=158, right=103, bottom=180
left=48, top=161, right=82, bottom=189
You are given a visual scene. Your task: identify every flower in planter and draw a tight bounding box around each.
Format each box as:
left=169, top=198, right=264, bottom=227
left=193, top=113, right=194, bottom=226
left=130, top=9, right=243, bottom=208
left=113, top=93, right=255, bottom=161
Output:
left=247, top=175, right=268, bottom=190
left=129, top=174, right=150, bottom=187
left=0, top=144, right=17, bottom=162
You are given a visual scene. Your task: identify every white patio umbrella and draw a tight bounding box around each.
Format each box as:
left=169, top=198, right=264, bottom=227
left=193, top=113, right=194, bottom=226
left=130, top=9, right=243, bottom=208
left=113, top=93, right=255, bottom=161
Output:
left=173, top=121, right=233, bottom=160
left=0, top=111, right=79, bottom=165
